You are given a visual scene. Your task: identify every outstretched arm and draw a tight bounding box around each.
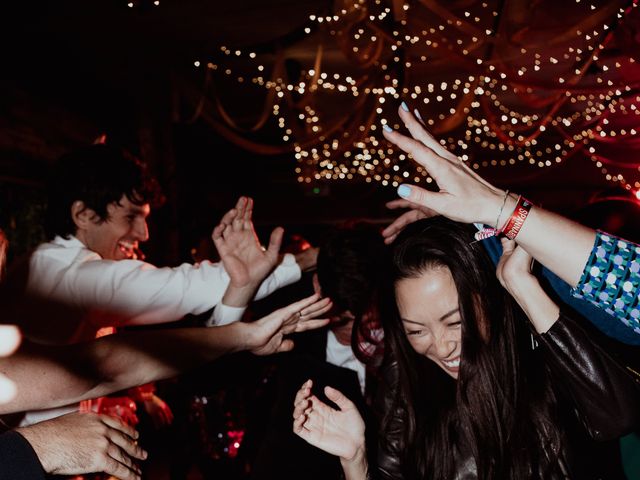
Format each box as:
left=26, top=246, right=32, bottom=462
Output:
left=382, top=105, right=596, bottom=288
left=293, top=380, right=368, bottom=480
left=0, top=294, right=331, bottom=415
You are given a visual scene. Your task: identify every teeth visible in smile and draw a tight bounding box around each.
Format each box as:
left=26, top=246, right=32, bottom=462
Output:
left=118, top=241, right=136, bottom=257
left=442, top=357, right=460, bottom=368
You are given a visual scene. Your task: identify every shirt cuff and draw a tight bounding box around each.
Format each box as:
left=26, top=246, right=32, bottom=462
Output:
left=206, top=303, right=246, bottom=326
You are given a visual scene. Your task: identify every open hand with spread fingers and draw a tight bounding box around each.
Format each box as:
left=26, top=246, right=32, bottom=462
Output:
left=382, top=105, right=507, bottom=228
left=212, top=196, right=283, bottom=289
left=245, top=294, right=332, bottom=355
left=293, top=380, right=366, bottom=461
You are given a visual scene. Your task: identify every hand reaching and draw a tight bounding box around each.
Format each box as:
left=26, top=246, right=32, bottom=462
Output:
left=212, top=196, right=283, bottom=288
left=293, top=380, right=366, bottom=461
left=381, top=199, right=438, bottom=244
left=17, top=412, right=147, bottom=480
left=247, top=294, right=332, bottom=355
left=382, top=106, right=505, bottom=227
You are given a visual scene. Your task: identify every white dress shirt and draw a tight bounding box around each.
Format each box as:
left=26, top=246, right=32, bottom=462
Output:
left=19, top=235, right=301, bottom=426
left=27, top=235, right=301, bottom=333
left=325, top=330, right=366, bottom=395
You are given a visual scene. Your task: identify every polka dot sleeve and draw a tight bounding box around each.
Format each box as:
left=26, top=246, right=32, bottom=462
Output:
left=571, top=231, right=640, bottom=333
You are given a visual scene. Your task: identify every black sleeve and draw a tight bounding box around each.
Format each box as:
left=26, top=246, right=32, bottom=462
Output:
left=374, top=360, right=406, bottom=480
left=538, top=311, right=640, bottom=441
left=0, top=431, right=46, bottom=480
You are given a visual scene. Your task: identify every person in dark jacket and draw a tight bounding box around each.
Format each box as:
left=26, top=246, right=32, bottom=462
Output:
left=251, top=223, right=386, bottom=480
left=293, top=217, right=640, bottom=480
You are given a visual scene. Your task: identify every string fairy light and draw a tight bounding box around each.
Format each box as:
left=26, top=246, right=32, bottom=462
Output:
left=189, top=0, right=640, bottom=189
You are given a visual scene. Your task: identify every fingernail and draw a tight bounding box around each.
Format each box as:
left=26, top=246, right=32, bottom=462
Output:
left=414, top=109, right=423, bottom=121
left=382, top=124, right=393, bottom=133
left=397, top=184, right=411, bottom=199
left=400, top=101, right=409, bottom=112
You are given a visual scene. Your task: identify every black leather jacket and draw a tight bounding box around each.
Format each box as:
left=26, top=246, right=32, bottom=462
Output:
left=375, top=312, right=640, bottom=480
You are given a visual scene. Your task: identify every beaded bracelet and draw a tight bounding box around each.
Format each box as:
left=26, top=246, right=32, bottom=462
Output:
left=472, top=190, right=510, bottom=242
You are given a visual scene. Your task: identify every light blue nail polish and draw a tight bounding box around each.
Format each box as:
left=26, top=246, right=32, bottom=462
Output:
left=397, top=184, right=411, bottom=198
left=383, top=124, right=393, bottom=133
left=401, top=101, right=409, bottom=112
left=414, top=109, right=423, bottom=121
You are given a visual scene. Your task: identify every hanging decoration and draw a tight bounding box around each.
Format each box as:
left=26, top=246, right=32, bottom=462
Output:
left=185, top=0, right=640, bottom=190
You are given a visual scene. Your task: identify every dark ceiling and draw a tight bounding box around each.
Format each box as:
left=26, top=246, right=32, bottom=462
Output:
left=2, top=0, right=640, bottom=262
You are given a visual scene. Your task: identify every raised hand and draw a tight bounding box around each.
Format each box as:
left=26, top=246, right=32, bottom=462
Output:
left=293, top=380, right=366, bottom=461
left=382, top=106, right=506, bottom=227
left=17, top=412, right=147, bottom=480
left=246, top=294, right=332, bottom=355
left=212, top=196, right=283, bottom=289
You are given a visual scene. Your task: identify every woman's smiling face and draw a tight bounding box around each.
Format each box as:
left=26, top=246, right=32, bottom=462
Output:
left=395, top=265, right=462, bottom=379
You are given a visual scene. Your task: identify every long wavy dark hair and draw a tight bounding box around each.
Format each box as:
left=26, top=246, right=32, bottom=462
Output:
left=380, top=216, right=563, bottom=480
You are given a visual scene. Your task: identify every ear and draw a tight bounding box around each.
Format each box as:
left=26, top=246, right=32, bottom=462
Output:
left=70, top=201, right=98, bottom=231
left=312, top=273, right=323, bottom=296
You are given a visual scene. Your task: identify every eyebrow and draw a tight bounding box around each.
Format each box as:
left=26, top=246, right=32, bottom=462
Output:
left=401, top=307, right=459, bottom=325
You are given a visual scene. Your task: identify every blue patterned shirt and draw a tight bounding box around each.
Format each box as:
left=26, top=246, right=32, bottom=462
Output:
left=571, top=231, right=640, bottom=334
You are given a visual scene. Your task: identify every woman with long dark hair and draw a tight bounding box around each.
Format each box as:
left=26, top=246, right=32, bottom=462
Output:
left=293, top=216, right=640, bottom=479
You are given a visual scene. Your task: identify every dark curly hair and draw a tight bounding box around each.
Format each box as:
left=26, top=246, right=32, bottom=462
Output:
left=44, top=144, right=164, bottom=240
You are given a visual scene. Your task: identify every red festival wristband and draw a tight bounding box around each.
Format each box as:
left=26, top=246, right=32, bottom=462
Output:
left=500, top=196, right=533, bottom=240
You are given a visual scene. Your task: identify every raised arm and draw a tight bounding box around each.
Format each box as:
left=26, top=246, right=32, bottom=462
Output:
left=382, top=105, right=596, bottom=288
left=496, top=239, right=640, bottom=439
left=293, top=380, right=369, bottom=480
left=212, top=197, right=283, bottom=312
left=496, top=238, right=560, bottom=334
left=0, top=294, right=331, bottom=415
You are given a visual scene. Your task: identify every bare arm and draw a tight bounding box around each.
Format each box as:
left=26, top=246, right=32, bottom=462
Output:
left=0, top=294, right=331, bottom=414
left=383, top=106, right=596, bottom=287
left=496, top=238, right=560, bottom=334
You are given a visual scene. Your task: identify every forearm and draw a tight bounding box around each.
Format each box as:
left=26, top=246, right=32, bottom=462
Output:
left=0, top=323, right=250, bottom=414
left=94, top=324, right=248, bottom=392
left=220, top=282, right=260, bottom=308
left=340, top=447, right=369, bottom=480
left=504, top=274, right=560, bottom=334
left=482, top=191, right=596, bottom=287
